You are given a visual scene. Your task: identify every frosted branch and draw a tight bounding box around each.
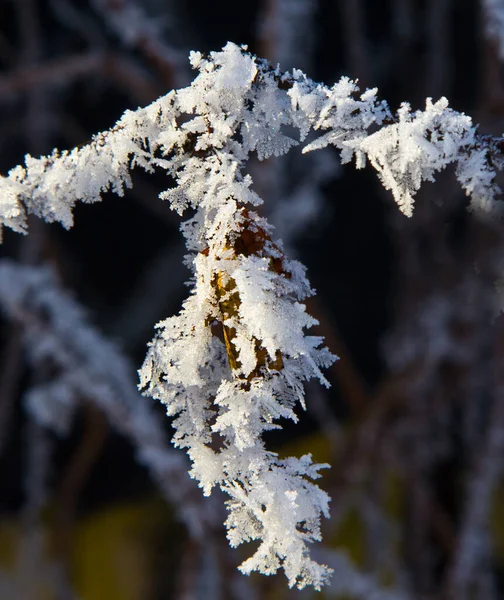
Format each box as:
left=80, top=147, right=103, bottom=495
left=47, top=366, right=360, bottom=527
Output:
left=0, top=43, right=502, bottom=240
left=2, top=41, right=504, bottom=589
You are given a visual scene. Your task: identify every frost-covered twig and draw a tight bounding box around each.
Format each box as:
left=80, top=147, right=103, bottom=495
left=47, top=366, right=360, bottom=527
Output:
left=1, top=42, right=504, bottom=589
left=0, top=43, right=502, bottom=240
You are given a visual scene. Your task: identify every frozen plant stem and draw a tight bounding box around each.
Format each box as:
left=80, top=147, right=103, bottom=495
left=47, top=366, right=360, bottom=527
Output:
left=1, top=42, right=504, bottom=589
left=137, top=48, right=337, bottom=588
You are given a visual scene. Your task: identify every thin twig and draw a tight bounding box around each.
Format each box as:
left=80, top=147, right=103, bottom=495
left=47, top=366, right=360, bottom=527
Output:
left=53, top=402, right=108, bottom=595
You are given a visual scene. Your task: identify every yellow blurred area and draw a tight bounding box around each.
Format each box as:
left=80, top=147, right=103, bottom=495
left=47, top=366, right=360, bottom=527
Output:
left=72, top=503, right=154, bottom=600
left=0, top=501, right=166, bottom=600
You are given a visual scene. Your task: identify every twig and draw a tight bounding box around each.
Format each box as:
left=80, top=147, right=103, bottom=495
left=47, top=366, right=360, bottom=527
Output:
left=53, top=402, right=108, bottom=596
left=444, top=317, right=504, bottom=598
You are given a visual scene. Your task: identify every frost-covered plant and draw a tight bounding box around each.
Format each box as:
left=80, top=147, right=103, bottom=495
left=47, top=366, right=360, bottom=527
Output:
left=1, top=42, right=503, bottom=589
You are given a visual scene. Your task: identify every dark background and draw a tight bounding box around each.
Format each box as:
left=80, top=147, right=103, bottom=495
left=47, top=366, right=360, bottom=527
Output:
left=0, top=1, right=503, bottom=598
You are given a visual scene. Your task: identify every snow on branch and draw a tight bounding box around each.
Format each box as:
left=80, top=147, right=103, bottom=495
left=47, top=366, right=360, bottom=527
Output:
left=1, top=42, right=502, bottom=240
left=1, top=41, right=504, bottom=589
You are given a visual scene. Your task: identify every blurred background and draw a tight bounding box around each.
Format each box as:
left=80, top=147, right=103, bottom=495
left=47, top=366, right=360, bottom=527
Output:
left=1, top=0, right=504, bottom=598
